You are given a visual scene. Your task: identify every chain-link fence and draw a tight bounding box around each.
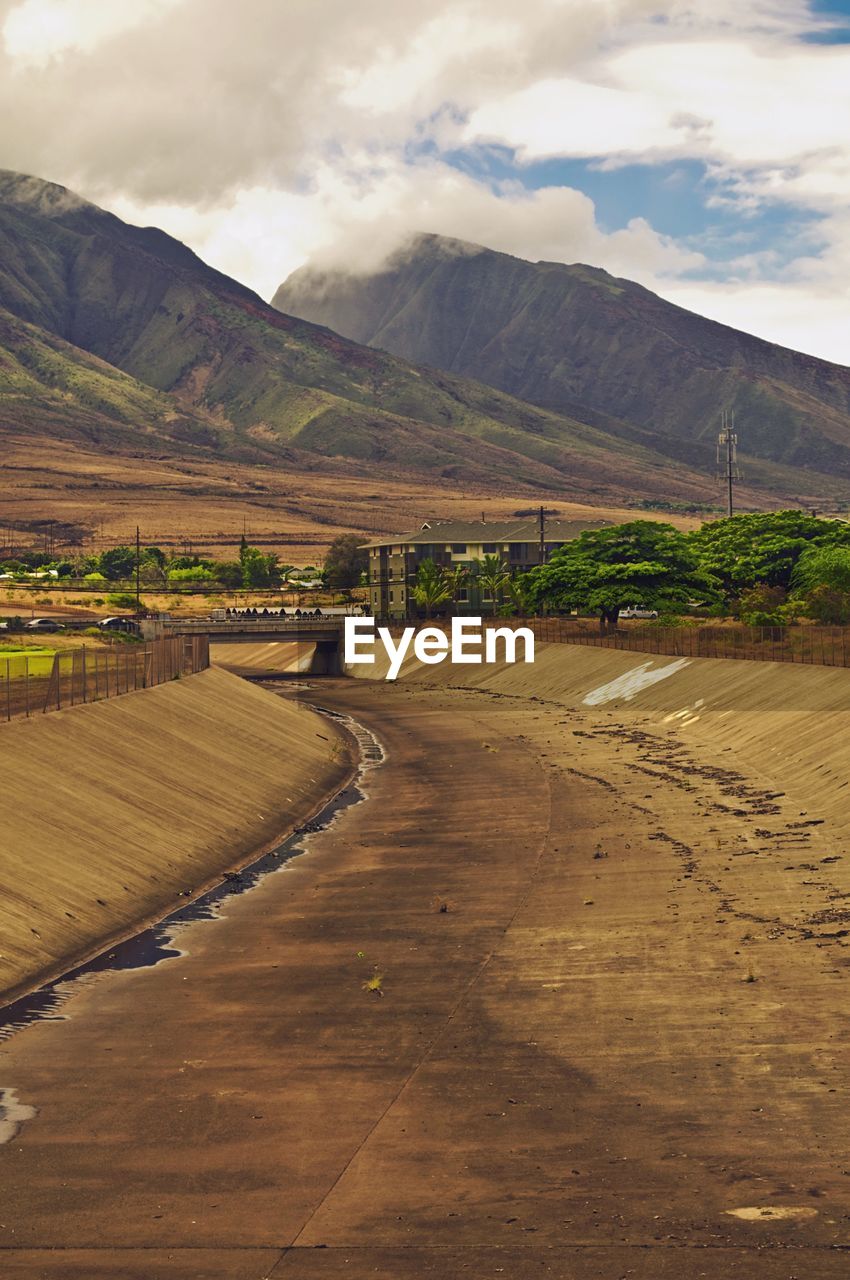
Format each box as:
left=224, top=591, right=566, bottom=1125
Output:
left=373, top=616, right=850, bottom=669
left=1, top=635, right=210, bottom=723
left=523, top=618, right=850, bottom=665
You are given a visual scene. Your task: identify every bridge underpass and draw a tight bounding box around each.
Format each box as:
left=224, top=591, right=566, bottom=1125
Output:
left=166, top=620, right=346, bottom=677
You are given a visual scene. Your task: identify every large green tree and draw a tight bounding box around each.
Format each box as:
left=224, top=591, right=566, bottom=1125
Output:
left=790, top=545, right=850, bottom=624
left=241, top=547, right=282, bottom=588
left=688, top=511, right=850, bottom=599
left=529, top=521, right=715, bottom=631
left=98, top=545, right=136, bottom=580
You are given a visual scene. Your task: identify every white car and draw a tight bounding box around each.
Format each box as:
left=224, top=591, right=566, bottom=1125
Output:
left=25, top=617, right=65, bottom=632
left=619, top=606, right=658, bottom=620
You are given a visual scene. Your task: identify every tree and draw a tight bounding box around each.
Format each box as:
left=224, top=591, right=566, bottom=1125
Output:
left=504, top=570, right=535, bottom=616
left=790, top=545, right=850, bottom=623
left=528, top=521, right=716, bottom=632
left=412, top=559, right=450, bottom=619
left=324, top=534, right=367, bottom=589
left=473, top=554, right=510, bottom=616
left=688, top=511, right=850, bottom=601
left=216, top=560, right=244, bottom=589
left=98, top=545, right=136, bottom=580
left=442, top=564, right=469, bottom=605
left=738, top=584, right=788, bottom=626
left=241, top=547, right=281, bottom=588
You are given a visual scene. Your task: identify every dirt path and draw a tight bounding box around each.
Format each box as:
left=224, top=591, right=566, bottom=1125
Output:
left=0, top=678, right=848, bottom=1278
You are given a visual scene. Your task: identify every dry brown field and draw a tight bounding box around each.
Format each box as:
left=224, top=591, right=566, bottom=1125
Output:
left=1, top=431, right=715, bottom=567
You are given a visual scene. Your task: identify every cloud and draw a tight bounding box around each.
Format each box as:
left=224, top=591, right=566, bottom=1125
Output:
left=1, top=0, right=183, bottom=68
left=661, top=278, right=850, bottom=365
left=0, top=0, right=674, bottom=202
left=110, top=158, right=705, bottom=301
left=0, top=0, right=847, bottom=362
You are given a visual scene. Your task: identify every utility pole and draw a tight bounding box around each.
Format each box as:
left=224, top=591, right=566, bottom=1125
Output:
left=717, top=411, right=739, bottom=518
left=538, top=505, right=546, bottom=565
left=135, top=525, right=141, bottom=617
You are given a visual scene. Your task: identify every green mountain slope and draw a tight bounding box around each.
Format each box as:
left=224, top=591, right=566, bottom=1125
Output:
left=0, top=170, right=742, bottom=502
left=274, top=233, right=850, bottom=480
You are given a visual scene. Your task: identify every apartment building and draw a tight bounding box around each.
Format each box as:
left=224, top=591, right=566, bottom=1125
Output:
left=365, top=516, right=610, bottom=618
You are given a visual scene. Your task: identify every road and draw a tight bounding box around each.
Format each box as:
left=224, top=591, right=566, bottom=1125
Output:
left=0, top=676, right=848, bottom=1278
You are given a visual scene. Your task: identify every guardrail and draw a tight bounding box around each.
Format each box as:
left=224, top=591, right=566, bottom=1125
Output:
left=168, top=618, right=345, bottom=634
left=1, top=635, right=210, bottom=723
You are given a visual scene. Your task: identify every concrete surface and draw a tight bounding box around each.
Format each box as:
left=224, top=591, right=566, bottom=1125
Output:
left=2, top=669, right=849, bottom=1277
left=0, top=666, right=349, bottom=1000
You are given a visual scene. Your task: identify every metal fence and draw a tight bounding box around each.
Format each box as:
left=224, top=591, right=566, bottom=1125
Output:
left=1, top=635, right=210, bottom=723
left=374, top=615, right=850, bottom=669
left=526, top=618, right=850, bottom=666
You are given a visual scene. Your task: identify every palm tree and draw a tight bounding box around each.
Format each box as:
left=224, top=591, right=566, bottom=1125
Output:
left=505, top=570, right=534, bottom=617
left=474, top=554, right=510, bottom=615
left=412, top=558, right=451, bottom=619
left=443, top=564, right=469, bottom=608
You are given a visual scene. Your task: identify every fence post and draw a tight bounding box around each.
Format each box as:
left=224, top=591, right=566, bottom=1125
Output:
left=43, top=653, right=60, bottom=713
left=81, top=647, right=87, bottom=704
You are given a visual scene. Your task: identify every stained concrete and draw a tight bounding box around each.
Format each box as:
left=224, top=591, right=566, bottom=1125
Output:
left=2, top=671, right=849, bottom=1277
left=0, top=666, right=350, bottom=1000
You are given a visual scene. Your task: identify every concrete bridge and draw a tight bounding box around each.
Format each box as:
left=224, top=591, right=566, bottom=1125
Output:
left=164, top=617, right=348, bottom=674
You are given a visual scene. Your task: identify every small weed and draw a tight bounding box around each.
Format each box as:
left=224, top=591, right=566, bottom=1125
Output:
left=362, top=968, right=384, bottom=996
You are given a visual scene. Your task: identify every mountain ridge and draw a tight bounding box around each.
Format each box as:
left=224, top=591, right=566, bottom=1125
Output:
left=0, top=170, right=749, bottom=505
left=274, top=232, right=850, bottom=478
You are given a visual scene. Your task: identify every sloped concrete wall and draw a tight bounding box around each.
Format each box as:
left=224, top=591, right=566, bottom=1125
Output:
left=0, top=666, right=349, bottom=999
left=349, top=640, right=850, bottom=838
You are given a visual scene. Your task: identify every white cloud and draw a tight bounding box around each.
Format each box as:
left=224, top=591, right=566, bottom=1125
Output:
left=0, top=0, right=847, bottom=363
left=2, top=0, right=183, bottom=68
left=110, top=158, right=705, bottom=300
left=465, top=39, right=850, bottom=187
left=661, top=279, right=850, bottom=365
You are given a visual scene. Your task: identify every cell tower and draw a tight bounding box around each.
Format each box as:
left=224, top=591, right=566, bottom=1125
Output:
left=717, top=410, right=740, bottom=518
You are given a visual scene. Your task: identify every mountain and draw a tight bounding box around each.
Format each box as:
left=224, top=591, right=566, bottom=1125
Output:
left=274, top=233, right=850, bottom=482
left=0, top=171, right=743, bottom=505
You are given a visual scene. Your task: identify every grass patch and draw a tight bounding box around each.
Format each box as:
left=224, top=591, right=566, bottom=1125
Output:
left=0, top=645, right=70, bottom=677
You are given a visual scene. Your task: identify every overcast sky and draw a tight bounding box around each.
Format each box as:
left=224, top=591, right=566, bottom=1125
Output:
left=1, top=0, right=849, bottom=363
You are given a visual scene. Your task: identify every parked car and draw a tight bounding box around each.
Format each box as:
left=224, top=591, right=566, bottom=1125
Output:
left=619, top=606, right=659, bottom=620
left=97, top=616, right=142, bottom=634
left=25, top=617, right=65, bottom=632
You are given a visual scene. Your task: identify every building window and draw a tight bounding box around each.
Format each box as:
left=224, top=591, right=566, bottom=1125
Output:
left=483, top=543, right=498, bottom=554
left=451, top=543, right=467, bottom=554
left=458, top=588, right=469, bottom=602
